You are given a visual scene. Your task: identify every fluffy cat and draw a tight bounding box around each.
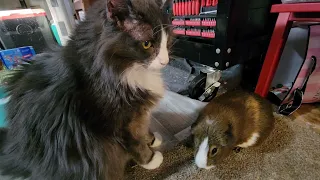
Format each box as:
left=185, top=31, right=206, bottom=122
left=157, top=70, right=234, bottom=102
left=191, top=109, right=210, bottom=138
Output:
left=0, top=0, right=172, bottom=179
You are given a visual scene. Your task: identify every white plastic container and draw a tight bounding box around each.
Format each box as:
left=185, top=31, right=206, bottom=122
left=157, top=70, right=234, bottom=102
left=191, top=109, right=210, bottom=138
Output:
left=45, top=0, right=76, bottom=46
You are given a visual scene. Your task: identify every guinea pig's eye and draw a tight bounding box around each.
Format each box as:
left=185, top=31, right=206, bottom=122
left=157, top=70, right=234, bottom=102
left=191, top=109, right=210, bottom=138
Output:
left=210, top=147, right=218, bottom=156
left=142, top=41, right=152, bottom=49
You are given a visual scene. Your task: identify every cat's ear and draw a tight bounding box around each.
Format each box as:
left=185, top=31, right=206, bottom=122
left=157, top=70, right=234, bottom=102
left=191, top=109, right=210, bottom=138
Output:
left=106, top=0, right=131, bottom=21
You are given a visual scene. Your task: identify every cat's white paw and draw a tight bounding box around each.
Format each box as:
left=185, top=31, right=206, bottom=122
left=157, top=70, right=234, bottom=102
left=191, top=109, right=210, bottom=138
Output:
left=204, top=165, right=215, bottom=170
left=140, top=151, right=163, bottom=170
left=150, top=132, right=162, bottom=148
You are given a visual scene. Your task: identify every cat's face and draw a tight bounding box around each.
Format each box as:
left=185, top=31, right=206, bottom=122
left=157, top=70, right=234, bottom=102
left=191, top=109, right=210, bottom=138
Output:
left=94, top=0, right=173, bottom=95
left=104, top=0, right=172, bottom=70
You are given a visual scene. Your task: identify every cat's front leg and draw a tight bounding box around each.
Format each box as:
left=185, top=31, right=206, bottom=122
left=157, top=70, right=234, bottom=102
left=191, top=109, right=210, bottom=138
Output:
left=127, top=118, right=163, bottom=170
left=138, top=148, right=164, bottom=170
left=127, top=138, right=163, bottom=170
left=146, top=131, right=163, bottom=148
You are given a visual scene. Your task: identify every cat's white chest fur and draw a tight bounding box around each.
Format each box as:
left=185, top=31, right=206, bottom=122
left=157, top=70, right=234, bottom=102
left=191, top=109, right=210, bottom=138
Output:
left=122, top=29, right=169, bottom=96
left=123, top=64, right=165, bottom=96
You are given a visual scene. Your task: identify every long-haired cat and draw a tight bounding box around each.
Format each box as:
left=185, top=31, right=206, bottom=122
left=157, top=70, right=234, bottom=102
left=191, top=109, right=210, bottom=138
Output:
left=0, top=0, right=172, bottom=179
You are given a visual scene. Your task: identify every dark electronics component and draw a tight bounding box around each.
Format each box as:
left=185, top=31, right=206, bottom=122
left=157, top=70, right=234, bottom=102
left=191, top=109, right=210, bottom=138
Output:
left=170, top=0, right=279, bottom=99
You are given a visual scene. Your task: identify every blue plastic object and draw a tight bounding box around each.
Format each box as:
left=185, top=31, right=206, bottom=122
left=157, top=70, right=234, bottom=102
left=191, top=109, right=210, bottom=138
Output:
left=51, top=24, right=62, bottom=46
left=0, top=87, right=8, bottom=127
left=0, top=46, right=36, bottom=70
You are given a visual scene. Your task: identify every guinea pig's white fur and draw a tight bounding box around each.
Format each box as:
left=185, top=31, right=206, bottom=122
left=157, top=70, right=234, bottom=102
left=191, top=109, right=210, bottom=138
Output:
left=237, top=132, right=260, bottom=148
left=195, top=137, right=215, bottom=170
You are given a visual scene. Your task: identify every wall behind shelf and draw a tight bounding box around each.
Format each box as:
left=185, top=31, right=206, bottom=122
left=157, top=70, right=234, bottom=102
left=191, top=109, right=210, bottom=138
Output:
left=0, top=0, right=21, bottom=10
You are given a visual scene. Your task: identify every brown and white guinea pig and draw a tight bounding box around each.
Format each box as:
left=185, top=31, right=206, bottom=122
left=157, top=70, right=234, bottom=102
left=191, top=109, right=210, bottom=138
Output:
left=191, top=90, right=275, bottom=169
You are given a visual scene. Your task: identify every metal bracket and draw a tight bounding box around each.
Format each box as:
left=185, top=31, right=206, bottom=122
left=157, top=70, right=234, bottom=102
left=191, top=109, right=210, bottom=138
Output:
left=198, top=66, right=222, bottom=101
left=199, top=81, right=221, bottom=101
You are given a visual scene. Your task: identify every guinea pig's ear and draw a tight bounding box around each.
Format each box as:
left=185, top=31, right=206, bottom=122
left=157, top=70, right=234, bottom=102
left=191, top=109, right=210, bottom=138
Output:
left=191, top=125, right=197, bottom=135
left=191, top=122, right=197, bottom=134
left=106, top=0, right=131, bottom=22
left=191, top=114, right=203, bottom=134
left=220, top=124, right=235, bottom=147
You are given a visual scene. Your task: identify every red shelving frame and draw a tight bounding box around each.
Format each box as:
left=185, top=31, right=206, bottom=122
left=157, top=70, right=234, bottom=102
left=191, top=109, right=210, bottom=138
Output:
left=255, top=2, right=320, bottom=98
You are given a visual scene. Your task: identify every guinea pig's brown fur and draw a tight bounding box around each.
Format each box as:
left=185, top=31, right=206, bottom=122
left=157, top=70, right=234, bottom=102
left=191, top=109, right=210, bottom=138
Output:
left=191, top=90, right=275, bottom=169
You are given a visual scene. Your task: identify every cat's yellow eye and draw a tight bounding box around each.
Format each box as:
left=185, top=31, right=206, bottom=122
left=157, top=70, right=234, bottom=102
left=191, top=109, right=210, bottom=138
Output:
left=142, top=41, right=152, bottom=49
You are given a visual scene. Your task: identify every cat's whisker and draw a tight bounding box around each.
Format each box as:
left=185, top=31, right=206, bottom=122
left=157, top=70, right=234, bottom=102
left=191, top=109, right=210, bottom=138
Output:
left=170, top=48, right=184, bottom=53
left=152, top=24, right=163, bottom=32
left=152, top=24, right=174, bottom=36
left=152, top=23, right=173, bottom=32
left=169, top=39, right=179, bottom=49
left=162, top=24, right=174, bottom=28
left=153, top=27, right=165, bottom=36
left=109, top=51, right=117, bottom=61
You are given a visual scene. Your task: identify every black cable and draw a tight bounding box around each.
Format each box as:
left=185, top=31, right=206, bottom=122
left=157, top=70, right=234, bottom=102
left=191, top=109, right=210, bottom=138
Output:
left=19, top=0, right=28, bottom=8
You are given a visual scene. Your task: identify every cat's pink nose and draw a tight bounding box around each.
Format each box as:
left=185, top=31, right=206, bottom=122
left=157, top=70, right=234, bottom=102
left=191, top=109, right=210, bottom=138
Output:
left=160, top=56, right=169, bottom=66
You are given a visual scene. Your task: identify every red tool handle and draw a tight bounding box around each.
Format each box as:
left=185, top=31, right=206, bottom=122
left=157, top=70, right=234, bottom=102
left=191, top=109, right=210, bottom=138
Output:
left=201, top=0, right=206, bottom=7
left=181, top=0, right=184, bottom=15
left=188, top=0, right=191, bottom=15
left=206, top=0, right=211, bottom=7
left=182, top=0, right=185, bottom=15
left=191, top=0, right=195, bottom=15
left=212, top=0, right=218, bottom=6
left=185, top=0, right=188, bottom=15
left=180, top=0, right=184, bottom=15
left=177, top=0, right=181, bottom=16
left=185, top=1, right=188, bottom=15
left=191, top=0, right=196, bottom=15
left=195, top=0, right=200, bottom=15
left=184, top=0, right=188, bottom=15
left=175, top=0, right=178, bottom=15
left=173, top=0, right=176, bottom=16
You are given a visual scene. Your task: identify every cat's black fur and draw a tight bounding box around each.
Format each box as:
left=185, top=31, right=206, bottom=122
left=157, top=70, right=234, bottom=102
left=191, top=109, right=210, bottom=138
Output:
left=0, top=0, right=171, bottom=179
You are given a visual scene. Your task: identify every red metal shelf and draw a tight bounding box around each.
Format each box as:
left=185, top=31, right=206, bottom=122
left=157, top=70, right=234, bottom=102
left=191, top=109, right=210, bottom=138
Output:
left=255, top=2, right=320, bottom=98
left=271, top=2, right=320, bottom=13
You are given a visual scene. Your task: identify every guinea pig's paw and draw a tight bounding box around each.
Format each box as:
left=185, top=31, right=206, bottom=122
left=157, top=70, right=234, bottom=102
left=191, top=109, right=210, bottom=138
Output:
left=140, top=151, right=163, bottom=170
left=233, top=147, right=242, bottom=153
left=150, top=132, right=162, bottom=148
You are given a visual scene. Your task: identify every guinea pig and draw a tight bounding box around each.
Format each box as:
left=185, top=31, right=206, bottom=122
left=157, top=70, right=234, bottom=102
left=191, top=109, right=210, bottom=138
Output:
left=191, top=90, right=275, bottom=169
